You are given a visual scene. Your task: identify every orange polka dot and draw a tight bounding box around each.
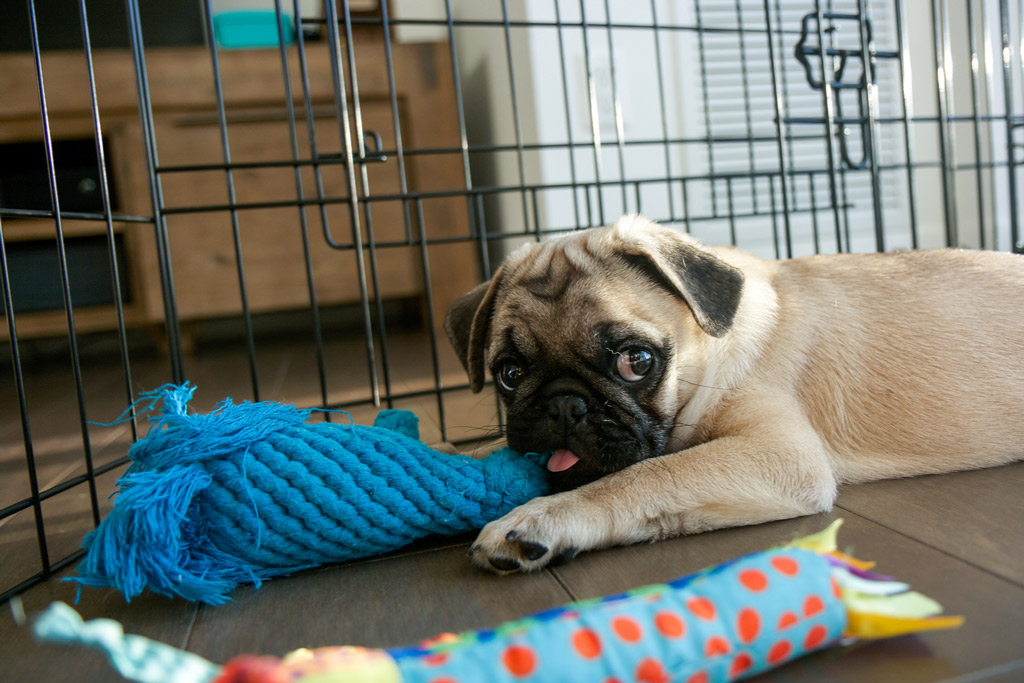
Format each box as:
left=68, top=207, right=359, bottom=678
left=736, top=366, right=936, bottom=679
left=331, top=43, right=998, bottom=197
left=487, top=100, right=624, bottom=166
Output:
left=831, top=576, right=843, bottom=599
left=603, top=679, right=624, bottom=683
left=804, top=624, right=829, bottom=649
left=429, top=679, right=460, bottom=683
left=705, top=635, right=731, bottom=657
left=612, top=616, right=643, bottom=643
left=502, top=645, right=536, bottom=677
left=654, top=611, right=686, bottom=638
left=803, top=594, right=825, bottom=618
left=687, top=596, right=717, bottom=621
left=770, top=556, right=800, bottom=576
left=610, top=618, right=643, bottom=643
left=729, top=652, right=754, bottom=678
left=686, top=672, right=709, bottom=683
left=777, top=611, right=799, bottom=630
left=737, top=607, right=760, bottom=644
left=572, top=628, right=602, bottom=659
left=738, top=568, right=768, bottom=592
left=768, top=640, right=793, bottom=665
left=423, top=652, right=449, bottom=666
left=635, top=657, right=670, bottom=683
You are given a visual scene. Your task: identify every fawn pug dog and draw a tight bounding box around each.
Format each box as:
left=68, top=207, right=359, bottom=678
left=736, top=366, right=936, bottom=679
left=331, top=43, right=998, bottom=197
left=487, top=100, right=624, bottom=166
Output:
left=444, top=214, right=1024, bottom=573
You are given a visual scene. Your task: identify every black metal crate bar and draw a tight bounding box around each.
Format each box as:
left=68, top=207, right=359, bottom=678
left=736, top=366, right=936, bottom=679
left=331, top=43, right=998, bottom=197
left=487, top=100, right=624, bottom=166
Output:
left=0, top=0, right=1021, bottom=603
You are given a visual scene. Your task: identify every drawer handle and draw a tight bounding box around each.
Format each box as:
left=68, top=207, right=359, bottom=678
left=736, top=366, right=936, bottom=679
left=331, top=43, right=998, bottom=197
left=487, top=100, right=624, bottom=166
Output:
left=361, top=130, right=387, bottom=164
left=316, top=131, right=386, bottom=165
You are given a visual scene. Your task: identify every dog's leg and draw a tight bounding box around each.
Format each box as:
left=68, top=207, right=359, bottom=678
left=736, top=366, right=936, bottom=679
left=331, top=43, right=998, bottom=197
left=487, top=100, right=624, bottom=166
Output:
left=469, top=430, right=836, bottom=573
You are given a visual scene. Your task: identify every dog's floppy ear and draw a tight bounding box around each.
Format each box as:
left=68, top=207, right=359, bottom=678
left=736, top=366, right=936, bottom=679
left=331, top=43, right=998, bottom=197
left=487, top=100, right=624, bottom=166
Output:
left=620, top=237, right=744, bottom=337
left=444, top=273, right=504, bottom=393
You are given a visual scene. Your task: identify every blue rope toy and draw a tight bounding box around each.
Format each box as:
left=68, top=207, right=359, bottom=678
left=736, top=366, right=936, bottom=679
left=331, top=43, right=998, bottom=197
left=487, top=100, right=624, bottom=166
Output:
left=73, top=383, right=551, bottom=604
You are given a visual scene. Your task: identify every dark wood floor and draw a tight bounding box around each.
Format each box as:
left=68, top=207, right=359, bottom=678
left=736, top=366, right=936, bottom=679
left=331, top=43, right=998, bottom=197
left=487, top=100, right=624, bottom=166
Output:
left=2, top=330, right=1023, bottom=682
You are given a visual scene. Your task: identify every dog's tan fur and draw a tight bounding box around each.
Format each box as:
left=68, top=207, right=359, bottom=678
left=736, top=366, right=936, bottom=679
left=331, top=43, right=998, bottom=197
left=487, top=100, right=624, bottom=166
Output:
left=447, top=214, right=1024, bottom=572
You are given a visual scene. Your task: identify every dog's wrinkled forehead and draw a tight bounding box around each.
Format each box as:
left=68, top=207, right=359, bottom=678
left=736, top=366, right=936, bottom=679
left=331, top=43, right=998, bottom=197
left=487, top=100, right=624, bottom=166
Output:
left=499, top=214, right=693, bottom=289
left=501, top=233, right=610, bottom=292
left=485, top=232, right=666, bottom=360
left=500, top=229, right=632, bottom=295
left=489, top=258, right=594, bottom=358
left=514, top=241, right=583, bottom=301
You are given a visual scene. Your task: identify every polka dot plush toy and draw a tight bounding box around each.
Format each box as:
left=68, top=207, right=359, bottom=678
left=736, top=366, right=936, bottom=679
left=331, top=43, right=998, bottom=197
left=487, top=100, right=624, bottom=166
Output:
left=34, top=521, right=962, bottom=683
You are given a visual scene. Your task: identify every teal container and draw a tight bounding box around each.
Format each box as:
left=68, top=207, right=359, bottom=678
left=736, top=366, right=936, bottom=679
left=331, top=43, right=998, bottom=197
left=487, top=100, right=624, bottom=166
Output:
left=213, top=10, right=296, bottom=49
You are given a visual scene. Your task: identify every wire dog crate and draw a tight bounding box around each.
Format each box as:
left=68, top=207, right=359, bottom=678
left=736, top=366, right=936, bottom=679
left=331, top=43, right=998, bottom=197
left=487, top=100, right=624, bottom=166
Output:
left=1, top=0, right=1022, bottom=603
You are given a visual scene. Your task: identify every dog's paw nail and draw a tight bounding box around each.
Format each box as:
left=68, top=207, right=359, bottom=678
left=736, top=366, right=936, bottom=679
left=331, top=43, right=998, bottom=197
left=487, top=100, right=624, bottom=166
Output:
left=489, top=556, right=522, bottom=572
left=505, top=530, right=519, bottom=541
left=516, top=540, right=549, bottom=561
left=548, top=546, right=580, bottom=567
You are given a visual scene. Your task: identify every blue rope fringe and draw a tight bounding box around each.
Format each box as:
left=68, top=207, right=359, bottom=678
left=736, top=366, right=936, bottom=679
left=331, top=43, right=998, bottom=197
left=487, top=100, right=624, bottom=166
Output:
left=73, top=384, right=550, bottom=604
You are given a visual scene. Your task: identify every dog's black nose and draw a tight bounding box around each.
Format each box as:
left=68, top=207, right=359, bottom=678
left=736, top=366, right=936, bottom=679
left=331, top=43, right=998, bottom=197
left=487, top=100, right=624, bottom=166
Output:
left=548, top=394, right=587, bottom=431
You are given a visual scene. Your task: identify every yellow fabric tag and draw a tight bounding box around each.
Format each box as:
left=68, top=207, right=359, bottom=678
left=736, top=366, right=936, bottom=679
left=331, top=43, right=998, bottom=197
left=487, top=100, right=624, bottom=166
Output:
left=844, top=590, right=944, bottom=619
left=845, top=611, right=966, bottom=639
left=787, top=519, right=843, bottom=553
left=828, top=550, right=877, bottom=572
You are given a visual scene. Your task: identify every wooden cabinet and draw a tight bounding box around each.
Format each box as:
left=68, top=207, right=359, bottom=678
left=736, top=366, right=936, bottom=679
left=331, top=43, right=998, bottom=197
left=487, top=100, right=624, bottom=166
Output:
left=0, top=38, right=478, bottom=339
left=154, top=102, right=423, bottom=319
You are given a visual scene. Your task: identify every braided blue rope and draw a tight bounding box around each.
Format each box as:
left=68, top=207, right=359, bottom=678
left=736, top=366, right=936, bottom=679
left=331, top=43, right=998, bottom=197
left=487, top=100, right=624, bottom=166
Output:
left=73, top=384, right=550, bottom=604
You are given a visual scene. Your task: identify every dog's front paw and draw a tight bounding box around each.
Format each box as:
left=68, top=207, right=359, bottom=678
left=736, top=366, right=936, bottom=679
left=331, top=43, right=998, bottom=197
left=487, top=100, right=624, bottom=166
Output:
left=469, top=497, right=585, bottom=573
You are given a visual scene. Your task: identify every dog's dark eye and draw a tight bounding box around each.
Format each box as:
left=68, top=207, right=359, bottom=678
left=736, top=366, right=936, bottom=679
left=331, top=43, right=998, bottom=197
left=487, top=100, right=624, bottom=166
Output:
left=497, top=362, right=526, bottom=391
left=615, top=348, right=654, bottom=382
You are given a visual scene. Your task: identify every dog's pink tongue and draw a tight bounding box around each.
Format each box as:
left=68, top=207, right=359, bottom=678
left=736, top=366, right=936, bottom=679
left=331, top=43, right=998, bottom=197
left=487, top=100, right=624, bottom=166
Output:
left=547, top=448, right=580, bottom=473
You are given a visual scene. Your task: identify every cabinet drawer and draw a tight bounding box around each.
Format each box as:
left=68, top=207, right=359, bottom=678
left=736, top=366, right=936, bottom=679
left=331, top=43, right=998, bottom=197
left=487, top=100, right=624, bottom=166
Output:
left=155, top=100, right=421, bottom=319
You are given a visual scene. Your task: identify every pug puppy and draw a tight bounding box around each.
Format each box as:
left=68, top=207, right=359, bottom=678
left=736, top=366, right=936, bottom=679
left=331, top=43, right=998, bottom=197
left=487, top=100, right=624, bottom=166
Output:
left=444, top=214, right=1024, bottom=573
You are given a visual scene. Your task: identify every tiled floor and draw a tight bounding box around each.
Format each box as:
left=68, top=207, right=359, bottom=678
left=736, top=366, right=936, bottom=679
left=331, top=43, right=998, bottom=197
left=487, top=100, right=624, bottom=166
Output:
left=2, top=328, right=1023, bottom=682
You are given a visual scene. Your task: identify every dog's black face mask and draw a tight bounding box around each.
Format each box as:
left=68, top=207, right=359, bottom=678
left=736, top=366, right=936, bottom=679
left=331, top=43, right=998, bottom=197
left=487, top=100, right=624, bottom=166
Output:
left=494, top=328, right=676, bottom=492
